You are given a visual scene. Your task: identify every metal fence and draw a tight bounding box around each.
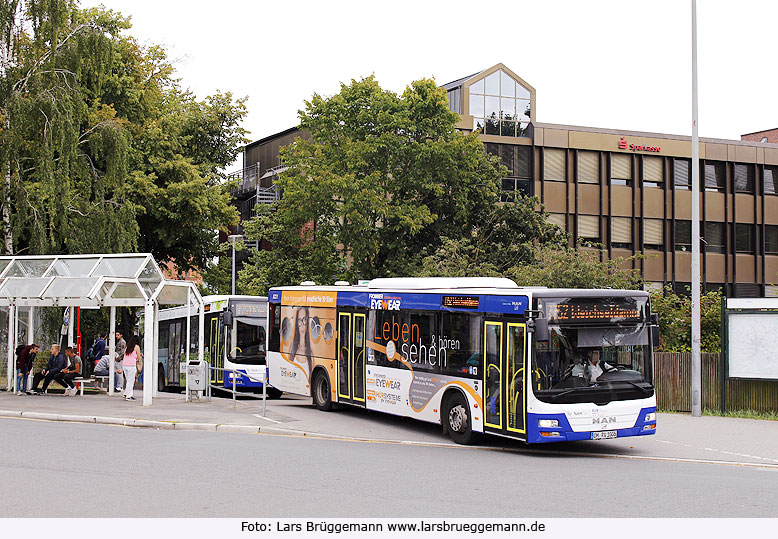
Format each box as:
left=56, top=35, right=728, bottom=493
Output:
left=654, top=352, right=778, bottom=413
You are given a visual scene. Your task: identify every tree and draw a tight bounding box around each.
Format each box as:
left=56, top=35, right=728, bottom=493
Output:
left=650, top=286, right=722, bottom=353
left=0, top=1, right=244, bottom=272
left=507, top=244, right=645, bottom=289
left=240, top=76, right=524, bottom=294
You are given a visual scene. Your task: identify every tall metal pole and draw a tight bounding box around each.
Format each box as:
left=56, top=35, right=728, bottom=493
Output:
left=691, top=0, right=702, bottom=417
left=231, top=240, right=236, bottom=296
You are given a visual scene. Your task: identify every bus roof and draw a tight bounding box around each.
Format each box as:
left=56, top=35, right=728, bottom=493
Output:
left=269, top=278, right=648, bottom=298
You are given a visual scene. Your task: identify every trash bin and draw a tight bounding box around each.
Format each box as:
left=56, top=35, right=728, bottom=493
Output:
left=186, top=360, right=208, bottom=399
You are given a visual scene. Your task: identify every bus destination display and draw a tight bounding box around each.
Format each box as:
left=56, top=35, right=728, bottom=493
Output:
left=442, top=296, right=480, bottom=309
left=543, top=298, right=644, bottom=324
left=234, top=303, right=267, bottom=317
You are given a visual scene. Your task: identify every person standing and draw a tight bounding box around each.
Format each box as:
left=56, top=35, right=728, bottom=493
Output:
left=122, top=335, right=142, bottom=401
left=15, top=344, right=39, bottom=395
left=115, top=331, right=126, bottom=392
left=55, top=347, right=82, bottom=396
left=30, top=344, right=67, bottom=394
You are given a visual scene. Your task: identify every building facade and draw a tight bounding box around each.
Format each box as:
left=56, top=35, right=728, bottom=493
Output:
left=233, top=63, right=778, bottom=297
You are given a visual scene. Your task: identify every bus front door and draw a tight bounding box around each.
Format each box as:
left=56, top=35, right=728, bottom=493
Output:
left=337, top=312, right=366, bottom=407
left=483, top=320, right=527, bottom=439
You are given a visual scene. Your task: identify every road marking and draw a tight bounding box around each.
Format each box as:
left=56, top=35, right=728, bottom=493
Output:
left=657, top=439, right=778, bottom=464
left=252, top=414, right=282, bottom=424
left=257, top=429, right=778, bottom=470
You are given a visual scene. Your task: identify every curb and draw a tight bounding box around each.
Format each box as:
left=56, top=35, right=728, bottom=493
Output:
left=0, top=409, right=271, bottom=435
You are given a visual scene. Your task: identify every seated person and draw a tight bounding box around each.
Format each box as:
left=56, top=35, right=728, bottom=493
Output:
left=54, top=347, right=81, bottom=396
left=94, top=353, right=123, bottom=391
left=583, top=350, right=614, bottom=383
left=30, top=344, right=67, bottom=394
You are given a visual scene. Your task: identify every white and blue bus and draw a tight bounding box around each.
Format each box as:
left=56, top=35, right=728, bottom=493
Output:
left=266, top=278, right=658, bottom=444
left=157, top=295, right=280, bottom=395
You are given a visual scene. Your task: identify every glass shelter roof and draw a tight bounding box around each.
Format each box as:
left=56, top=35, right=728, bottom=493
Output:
left=0, top=254, right=201, bottom=307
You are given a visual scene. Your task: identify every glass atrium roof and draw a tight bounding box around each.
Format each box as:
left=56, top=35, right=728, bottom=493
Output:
left=0, top=254, right=201, bottom=307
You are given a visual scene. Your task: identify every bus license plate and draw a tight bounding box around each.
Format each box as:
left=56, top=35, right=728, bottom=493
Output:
left=591, top=430, right=617, bottom=440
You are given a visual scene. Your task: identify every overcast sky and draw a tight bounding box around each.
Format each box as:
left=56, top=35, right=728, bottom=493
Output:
left=82, top=0, right=778, bottom=170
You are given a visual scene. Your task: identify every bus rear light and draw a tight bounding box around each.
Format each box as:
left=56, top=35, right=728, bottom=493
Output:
left=540, top=431, right=561, bottom=437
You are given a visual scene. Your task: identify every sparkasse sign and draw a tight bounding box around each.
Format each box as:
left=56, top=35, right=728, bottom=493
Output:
left=618, top=136, right=661, bottom=153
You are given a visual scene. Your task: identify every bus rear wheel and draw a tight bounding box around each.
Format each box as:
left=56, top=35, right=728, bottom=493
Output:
left=312, top=371, right=333, bottom=411
left=444, top=392, right=476, bottom=445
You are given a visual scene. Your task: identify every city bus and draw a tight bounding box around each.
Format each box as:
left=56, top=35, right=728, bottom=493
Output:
left=266, top=278, right=658, bottom=444
left=157, top=295, right=280, bottom=396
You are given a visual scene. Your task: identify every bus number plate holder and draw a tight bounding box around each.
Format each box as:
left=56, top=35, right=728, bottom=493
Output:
left=591, top=430, right=617, bottom=440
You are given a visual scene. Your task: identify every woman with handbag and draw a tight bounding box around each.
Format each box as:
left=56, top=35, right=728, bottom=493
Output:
left=122, top=335, right=143, bottom=401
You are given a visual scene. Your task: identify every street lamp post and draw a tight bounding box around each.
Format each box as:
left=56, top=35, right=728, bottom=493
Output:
left=228, top=234, right=243, bottom=296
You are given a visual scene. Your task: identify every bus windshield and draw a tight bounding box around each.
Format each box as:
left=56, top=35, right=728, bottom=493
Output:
left=231, top=321, right=266, bottom=364
left=533, top=296, right=654, bottom=404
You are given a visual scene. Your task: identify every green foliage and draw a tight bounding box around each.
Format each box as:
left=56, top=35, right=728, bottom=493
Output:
left=418, top=197, right=567, bottom=277
left=0, top=1, right=244, bottom=272
left=649, top=285, right=722, bottom=353
left=241, top=76, right=542, bottom=293
left=507, top=244, right=645, bottom=289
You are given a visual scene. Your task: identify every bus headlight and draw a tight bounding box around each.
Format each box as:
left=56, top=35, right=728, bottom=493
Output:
left=538, top=419, right=559, bottom=428
left=644, top=412, right=656, bottom=422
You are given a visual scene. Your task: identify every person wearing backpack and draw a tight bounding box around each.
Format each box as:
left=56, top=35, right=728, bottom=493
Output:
left=15, top=344, right=39, bottom=395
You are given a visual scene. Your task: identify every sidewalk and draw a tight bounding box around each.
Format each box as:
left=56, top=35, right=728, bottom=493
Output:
left=1, top=389, right=776, bottom=466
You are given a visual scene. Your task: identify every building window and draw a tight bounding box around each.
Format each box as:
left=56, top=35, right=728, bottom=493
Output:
left=643, top=219, right=663, bottom=250
left=469, top=69, right=530, bottom=138
left=734, top=164, right=755, bottom=193
left=643, top=156, right=663, bottom=188
left=735, top=224, right=755, bottom=253
left=611, top=217, right=632, bottom=249
left=765, top=225, right=778, bottom=255
left=577, top=215, right=600, bottom=242
left=547, top=213, right=566, bottom=231
left=487, top=143, right=530, bottom=202
left=764, top=166, right=778, bottom=195
left=704, top=222, right=725, bottom=253
left=673, top=159, right=690, bottom=189
left=675, top=220, right=691, bottom=251
left=447, top=87, right=461, bottom=115
left=577, top=151, right=599, bottom=184
left=672, top=282, right=691, bottom=296
left=544, top=148, right=565, bottom=181
left=611, top=154, right=632, bottom=186
left=704, top=161, right=726, bottom=192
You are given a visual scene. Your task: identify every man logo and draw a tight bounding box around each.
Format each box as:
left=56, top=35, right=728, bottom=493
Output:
left=593, top=416, right=616, bottom=424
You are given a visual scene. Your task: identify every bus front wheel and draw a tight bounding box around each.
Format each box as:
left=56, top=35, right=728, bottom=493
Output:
left=312, top=371, right=333, bottom=411
left=444, top=392, right=476, bottom=445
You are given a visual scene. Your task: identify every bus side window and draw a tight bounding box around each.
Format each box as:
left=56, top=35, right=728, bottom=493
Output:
left=269, top=303, right=281, bottom=352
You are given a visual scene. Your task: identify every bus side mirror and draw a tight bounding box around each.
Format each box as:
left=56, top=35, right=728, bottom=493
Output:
left=534, top=318, right=549, bottom=341
left=650, top=313, right=660, bottom=346
left=222, top=310, right=233, bottom=328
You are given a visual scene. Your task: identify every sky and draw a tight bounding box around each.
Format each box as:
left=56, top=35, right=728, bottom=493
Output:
left=81, top=0, right=778, bottom=172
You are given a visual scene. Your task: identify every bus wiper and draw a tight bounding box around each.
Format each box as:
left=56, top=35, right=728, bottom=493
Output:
left=618, top=380, right=652, bottom=395
left=549, top=387, right=585, bottom=401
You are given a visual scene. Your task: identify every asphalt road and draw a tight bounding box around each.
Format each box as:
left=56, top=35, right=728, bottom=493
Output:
left=2, top=417, right=776, bottom=518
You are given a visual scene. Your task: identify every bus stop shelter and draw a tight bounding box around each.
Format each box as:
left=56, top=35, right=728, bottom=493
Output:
left=0, top=254, right=204, bottom=406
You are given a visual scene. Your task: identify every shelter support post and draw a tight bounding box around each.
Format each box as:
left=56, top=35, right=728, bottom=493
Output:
left=67, top=306, right=74, bottom=347
left=198, top=306, right=204, bottom=362
left=26, top=307, right=34, bottom=345
left=6, top=306, right=15, bottom=392
left=143, top=300, right=154, bottom=406
left=152, top=302, right=159, bottom=397
left=109, top=307, right=116, bottom=396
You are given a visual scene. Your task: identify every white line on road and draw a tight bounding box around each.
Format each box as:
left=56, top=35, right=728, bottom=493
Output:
left=252, top=414, right=283, bottom=424
left=656, top=439, right=778, bottom=464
